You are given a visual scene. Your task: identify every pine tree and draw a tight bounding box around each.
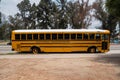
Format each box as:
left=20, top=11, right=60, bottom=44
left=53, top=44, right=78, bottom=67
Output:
left=37, top=0, right=53, bottom=29
left=49, top=2, right=59, bottom=29
left=56, top=0, right=68, bottom=29
left=0, top=0, right=1, bottom=24
left=106, top=0, right=120, bottom=33
left=17, top=0, right=31, bottom=29
left=29, top=3, right=37, bottom=29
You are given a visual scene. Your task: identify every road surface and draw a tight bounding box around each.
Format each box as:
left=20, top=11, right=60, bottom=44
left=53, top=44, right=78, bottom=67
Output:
left=0, top=44, right=120, bottom=80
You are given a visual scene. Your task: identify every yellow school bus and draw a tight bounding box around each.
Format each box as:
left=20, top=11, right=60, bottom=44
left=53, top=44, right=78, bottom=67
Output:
left=11, top=29, right=110, bottom=54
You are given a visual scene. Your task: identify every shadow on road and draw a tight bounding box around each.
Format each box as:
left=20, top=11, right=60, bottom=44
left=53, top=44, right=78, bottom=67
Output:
left=16, top=51, right=102, bottom=54
left=96, top=53, right=120, bottom=64
left=93, top=54, right=120, bottom=77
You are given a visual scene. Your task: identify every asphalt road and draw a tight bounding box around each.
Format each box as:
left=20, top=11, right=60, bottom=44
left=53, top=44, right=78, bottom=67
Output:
left=0, top=44, right=120, bottom=58
left=0, top=45, right=15, bottom=54
left=1, top=44, right=120, bottom=80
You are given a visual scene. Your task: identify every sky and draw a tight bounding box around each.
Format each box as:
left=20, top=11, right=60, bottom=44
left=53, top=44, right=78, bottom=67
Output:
left=0, top=0, right=100, bottom=28
left=0, top=0, right=39, bottom=16
left=0, top=0, right=96, bottom=16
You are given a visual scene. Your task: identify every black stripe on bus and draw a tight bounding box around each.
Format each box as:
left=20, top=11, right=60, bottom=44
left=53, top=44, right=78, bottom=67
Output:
left=20, top=43, right=101, bottom=44
left=12, top=41, right=101, bottom=44
left=12, top=40, right=101, bottom=41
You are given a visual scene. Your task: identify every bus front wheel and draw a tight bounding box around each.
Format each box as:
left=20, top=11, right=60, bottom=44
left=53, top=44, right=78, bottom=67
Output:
left=88, top=47, right=96, bottom=53
left=31, top=47, right=40, bottom=54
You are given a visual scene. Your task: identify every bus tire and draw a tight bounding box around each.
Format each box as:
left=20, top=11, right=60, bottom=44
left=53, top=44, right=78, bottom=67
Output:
left=31, top=47, right=40, bottom=54
left=88, top=47, right=96, bottom=53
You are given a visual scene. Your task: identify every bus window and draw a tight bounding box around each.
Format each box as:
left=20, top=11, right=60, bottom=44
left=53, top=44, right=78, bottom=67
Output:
left=58, top=34, right=63, bottom=40
left=96, top=34, right=101, bottom=40
left=33, top=34, right=38, bottom=40
left=83, top=34, right=88, bottom=40
left=40, top=34, right=44, bottom=40
left=102, top=34, right=109, bottom=40
left=90, top=34, right=95, bottom=40
left=52, top=34, right=57, bottom=40
left=21, top=34, right=26, bottom=40
left=64, top=34, right=69, bottom=40
left=15, top=34, right=20, bottom=40
left=77, top=34, right=82, bottom=40
left=27, top=34, right=32, bottom=40
left=46, top=34, right=51, bottom=40
left=71, top=34, right=76, bottom=39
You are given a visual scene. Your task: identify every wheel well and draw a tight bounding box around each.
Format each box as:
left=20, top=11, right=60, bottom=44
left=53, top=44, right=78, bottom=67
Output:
left=31, top=46, right=40, bottom=52
left=88, top=46, right=97, bottom=51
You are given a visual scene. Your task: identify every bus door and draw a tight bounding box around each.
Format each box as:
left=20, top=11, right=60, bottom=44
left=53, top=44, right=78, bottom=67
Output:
left=101, top=34, right=109, bottom=52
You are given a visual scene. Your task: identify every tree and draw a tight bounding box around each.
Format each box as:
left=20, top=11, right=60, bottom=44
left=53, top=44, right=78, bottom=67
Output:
left=93, top=0, right=117, bottom=36
left=9, top=14, right=23, bottom=30
left=107, top=15, right=118, bottom=38
left=0, top=0, right=1, bottom=24
left=0, top=21, right=10, bottom=40
left=106, top=0, right=120, bottom=18
left=29, top=3, right=37, bottom=29
left=0, top=26, right=4, bottom=40
left=56, top=0, right=68, bottom=29
left=0, top=12, right=1, bottom=24
left=17, top=0, right=31, bottom=29
left=106, top=0, right=120, bottom=33
left=93, top=0, right=108, bottom=29
left=48, top=2, right=59, bottom=29
left=37, top=0, right=53, bottom=29
left=69, top=0, right=92, bottom=29
left=66, top=1, right=75, bottom=28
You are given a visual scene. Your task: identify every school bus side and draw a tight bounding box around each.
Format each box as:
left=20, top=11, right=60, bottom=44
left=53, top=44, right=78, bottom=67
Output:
left=11, top=30, right=110, bottom=53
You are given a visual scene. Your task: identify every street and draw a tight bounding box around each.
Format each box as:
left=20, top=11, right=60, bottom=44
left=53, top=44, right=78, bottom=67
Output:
left=0, top=44, right=120, bottom=80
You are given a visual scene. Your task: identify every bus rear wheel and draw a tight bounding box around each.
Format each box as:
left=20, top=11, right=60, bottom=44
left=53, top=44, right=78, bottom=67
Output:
left=88, top=47, right=96, bottom=53
left=32, top=47, right=40, bottom=54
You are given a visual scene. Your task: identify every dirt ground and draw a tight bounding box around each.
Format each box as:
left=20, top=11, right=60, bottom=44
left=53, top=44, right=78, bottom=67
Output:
left=0, top=56, right=120, bottom=80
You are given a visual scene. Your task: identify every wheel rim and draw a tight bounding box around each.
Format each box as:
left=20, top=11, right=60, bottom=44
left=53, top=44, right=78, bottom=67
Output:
left=89, top=48, right=96, bottom=53
left=32, top=48, right=38, bottom=54
left=91, top=48, right=95, bottom=53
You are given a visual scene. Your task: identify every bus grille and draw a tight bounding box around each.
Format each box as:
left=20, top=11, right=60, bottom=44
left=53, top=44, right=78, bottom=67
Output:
left=102, top=42, right=108, bottom=50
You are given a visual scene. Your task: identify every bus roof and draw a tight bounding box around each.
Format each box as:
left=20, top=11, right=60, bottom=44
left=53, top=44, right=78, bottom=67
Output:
left=13, top=29, right=110, bottom=33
